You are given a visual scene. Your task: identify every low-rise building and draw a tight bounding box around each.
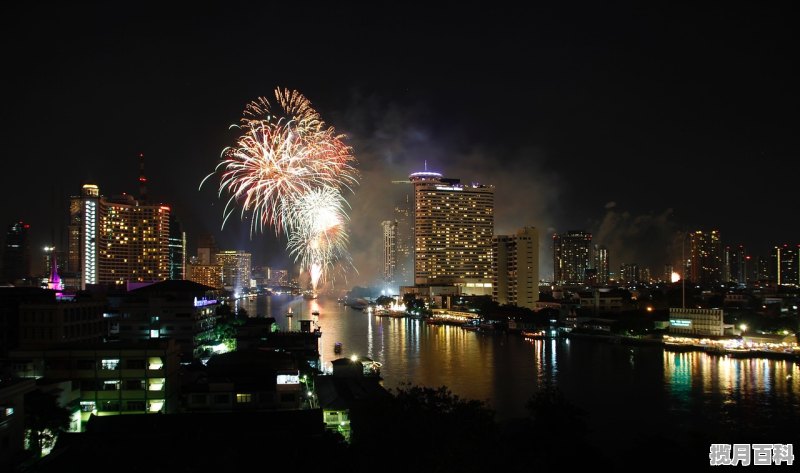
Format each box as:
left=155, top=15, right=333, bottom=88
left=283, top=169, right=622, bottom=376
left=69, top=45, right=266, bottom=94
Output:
left=9, top=339, right=180, bottom=421
left=668, top=308, right=725, bottom=337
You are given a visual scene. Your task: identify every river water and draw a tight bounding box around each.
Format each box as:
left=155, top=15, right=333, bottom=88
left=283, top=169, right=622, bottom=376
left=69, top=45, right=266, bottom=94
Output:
left=239, top=295, right=799, bottom=464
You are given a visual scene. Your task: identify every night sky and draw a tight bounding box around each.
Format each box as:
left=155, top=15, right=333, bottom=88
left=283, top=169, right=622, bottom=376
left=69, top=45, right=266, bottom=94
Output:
left=2, top=2, right=797, bottom=285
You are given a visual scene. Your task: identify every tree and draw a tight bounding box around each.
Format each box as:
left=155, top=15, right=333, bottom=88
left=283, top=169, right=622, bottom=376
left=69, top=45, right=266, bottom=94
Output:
left=25, top=389, right=71, bottom=458
left=349, top=383, right=497, bottom=471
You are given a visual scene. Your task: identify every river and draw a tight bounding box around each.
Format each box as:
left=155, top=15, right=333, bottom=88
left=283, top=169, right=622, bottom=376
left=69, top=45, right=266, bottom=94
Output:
left=238, top=294, right=799, bottom=464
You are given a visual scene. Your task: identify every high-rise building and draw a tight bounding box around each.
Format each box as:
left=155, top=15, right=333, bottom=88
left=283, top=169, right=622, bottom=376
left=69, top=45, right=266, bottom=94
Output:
left=1, top=221, right=31, bottom=282
left=773, top=244, right=800, bottom=287
left=663, top=264, right=674, bottom=283
left=619, top=263, right=639, bottom=285
left=186, top=264, right=223, bottom=289
left=381, top=220, right=397, bottom=283
left=410, top=169, right=494, bottom=295
left=724, top=245, right=748, bottom=285
left=98, top=194, right=171, bottom=286
left=394, top=195, right=413, bottom=286
left=216, top=250, right=251, bottom=291
left=69, top=184, right=172, bottom=289
left=196, top=234, right=218, bottom=266
left=689, top=230, right=722, bottom=286
left=267, top=268, right=289, bottom=286
left=168, top=215, right=186, bottom=280
left=754, top=255, right=772, bottom=283
left=640, top=268, right=651, bottom=284
left=553, top=231, right=592, bottom=285
left=593, top=245, right=609, bottom=285
left=493, top=227, right=539, bottom=309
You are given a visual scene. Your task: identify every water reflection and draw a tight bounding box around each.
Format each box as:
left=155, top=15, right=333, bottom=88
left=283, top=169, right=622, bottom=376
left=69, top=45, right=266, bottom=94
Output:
left=237, top=295, right=800, bottom=436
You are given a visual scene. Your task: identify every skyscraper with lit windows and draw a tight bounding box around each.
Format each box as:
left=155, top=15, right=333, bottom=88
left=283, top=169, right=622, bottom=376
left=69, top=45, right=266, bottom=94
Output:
left=593, top=245, right=609, bottom=284
left=1, top=221, right=31, bottom=282
left=553, top=231, right=592, bottom=285
left=69, top=184, right=172, bottom=288
left=411, top=169, right=494, bottom=295
left=493, top=227, right=539, bottom=308
left=773, top=244, right=799, bottom=287
left=381, top=220, right=397, bottom=283
left=689, top=230, right=722, bottom=286
left=215, top=250, right=251, bottom=291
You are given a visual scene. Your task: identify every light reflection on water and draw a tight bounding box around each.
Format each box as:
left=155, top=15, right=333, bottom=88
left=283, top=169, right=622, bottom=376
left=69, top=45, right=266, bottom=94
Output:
left=239, top=295, right=799, bottom=442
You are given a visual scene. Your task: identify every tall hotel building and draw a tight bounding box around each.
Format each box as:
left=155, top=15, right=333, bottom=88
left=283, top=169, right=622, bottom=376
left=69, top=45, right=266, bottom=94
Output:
left=773, top=244, right=799, bottom=286
left=215, top=250, right=252, bottom=291
left=410, top=169, right=494, bottom=295
left=394, top=195, right=414, bottom=286
left=689, top=230, right=722, bottom=286
left=69, top=184, right=171, bottom=288
left=593, top=245, right=609, bottom=284
left=493, top=227, right=539, bottom=309
left=381, top=220, right=397, bottom=283
left=553, top=231, right=592, bottom=285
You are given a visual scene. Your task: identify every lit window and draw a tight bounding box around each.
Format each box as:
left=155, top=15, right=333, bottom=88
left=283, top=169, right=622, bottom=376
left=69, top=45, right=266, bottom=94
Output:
left=236, top=393, right=252, bottom=403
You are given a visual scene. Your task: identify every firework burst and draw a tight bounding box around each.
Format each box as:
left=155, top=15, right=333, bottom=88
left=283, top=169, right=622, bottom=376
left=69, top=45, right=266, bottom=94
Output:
left=201, top=87, right=357, bottom=289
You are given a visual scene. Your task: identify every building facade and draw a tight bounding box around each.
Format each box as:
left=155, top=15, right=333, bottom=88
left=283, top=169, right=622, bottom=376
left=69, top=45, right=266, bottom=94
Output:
left=215, top=251, right=252, bottom=291
left=394, top=195, right=414, bottom=287
left=593, top=245, right=609, bottom=285
left=1, top=221, right=31, bottom=282
left=9, top=339, right=180, bottom=419
left=187, top=264, right=223, bottom=289
left=493, top=227, right=539, bottom=309
left=668, top=308, right=724, bottom=337
left=773, top=244, right=799, bottom=287
left=69, top=184, right=172, bottom=289
left=381, top=220, right=397, bottom=283
left=168, top=215, right=186, bottom=280
left=411, top=170, right=494, bottom=294
left=689, top=230, right=722, bottom=286
left=553, top=231, right=592, bottom=285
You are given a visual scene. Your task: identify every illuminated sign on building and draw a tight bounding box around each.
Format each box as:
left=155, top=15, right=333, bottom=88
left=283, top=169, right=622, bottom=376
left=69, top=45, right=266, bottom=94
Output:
left=276, top=374, right=300, bottom=385
left=670, top=319, right=692, bottom=328
left=193, top=297, right=218, bottom=307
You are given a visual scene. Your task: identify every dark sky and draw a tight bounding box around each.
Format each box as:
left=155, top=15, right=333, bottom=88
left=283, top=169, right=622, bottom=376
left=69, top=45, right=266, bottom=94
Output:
left=2, top=2, right=797, bottom=285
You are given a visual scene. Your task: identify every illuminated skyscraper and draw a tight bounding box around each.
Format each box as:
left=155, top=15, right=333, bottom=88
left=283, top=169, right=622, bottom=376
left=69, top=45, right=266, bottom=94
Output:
left=187, top=264, right=223, bottom=289
left=724, top=245, right=748, bottom=285
left=1, top=221, right=31, bottom=282
left=394, top=195, right=413, bottom=286
left=553, top=231, right=592, bottom=285
left=215, top=250, right=251, bottom=291
left=593, top=245, right=609, bottom=284
left=381, top=220, right=397, bottom=283
left=689, top=230, right=722, bottom=286
left=410, top=169, right=494, bottom=295
left=98, top=194, right=171, bottom=286
left=493, top=227, right=539, bottom=309
left=619, top=263, right=639, bottom=284
left=168, top=215, right=186, bottom=280
left=68, top=184, right=100, bottom=288
left=773, top=244, right=799, bottom=287
left=69, top=184, right=172, bottom=288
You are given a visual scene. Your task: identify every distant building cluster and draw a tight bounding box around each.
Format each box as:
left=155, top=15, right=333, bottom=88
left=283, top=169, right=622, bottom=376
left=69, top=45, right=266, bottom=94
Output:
left=377, top=167, right=800, bottom=311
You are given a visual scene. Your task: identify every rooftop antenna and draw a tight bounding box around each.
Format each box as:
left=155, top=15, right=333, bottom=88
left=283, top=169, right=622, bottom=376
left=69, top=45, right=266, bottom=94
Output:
left=138, top=152, right=148, bottom=203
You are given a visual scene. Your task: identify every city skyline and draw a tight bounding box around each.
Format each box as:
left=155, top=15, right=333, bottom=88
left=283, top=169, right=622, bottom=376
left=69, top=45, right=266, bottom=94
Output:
left=2, top=3, right=797, bottom=286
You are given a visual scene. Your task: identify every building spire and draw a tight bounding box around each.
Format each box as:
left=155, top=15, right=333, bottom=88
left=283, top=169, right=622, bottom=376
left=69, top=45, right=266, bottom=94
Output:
left=138, top=152, right=147, bottom=203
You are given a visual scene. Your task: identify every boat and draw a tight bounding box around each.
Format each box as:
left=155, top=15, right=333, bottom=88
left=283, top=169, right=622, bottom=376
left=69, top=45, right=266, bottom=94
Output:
left=334, top=342, right=342, bottom=354
left=521, top=330, right=547, bottom=339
